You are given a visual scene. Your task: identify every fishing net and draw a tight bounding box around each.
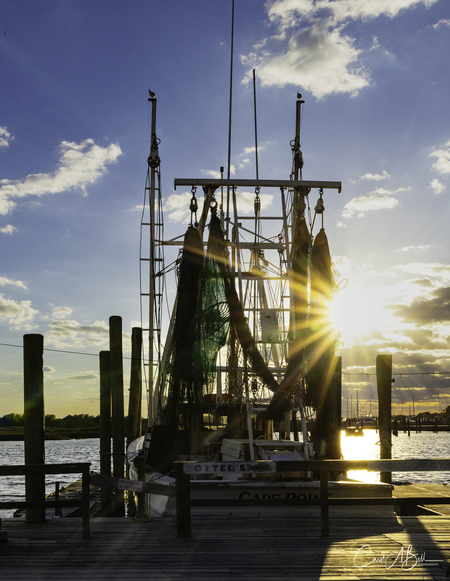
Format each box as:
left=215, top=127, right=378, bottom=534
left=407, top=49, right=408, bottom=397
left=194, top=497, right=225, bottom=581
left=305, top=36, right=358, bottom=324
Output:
left=189, top=218, right=230, bottom=395
left=164, top=226, right=204, bottom=437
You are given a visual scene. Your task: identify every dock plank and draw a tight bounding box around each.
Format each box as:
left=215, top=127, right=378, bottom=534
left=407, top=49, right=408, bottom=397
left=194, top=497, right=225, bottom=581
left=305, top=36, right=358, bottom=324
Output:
left=0, top=513, right=450, bottom=580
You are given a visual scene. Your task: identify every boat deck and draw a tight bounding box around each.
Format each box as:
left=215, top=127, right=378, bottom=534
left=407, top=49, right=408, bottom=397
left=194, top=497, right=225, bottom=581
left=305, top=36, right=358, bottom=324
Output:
left=1, top=494, right=450, bottom=580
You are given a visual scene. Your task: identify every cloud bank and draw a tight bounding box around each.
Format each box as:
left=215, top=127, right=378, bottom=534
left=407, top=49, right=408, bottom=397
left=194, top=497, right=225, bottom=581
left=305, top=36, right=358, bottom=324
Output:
left=241, top=0, right=438, bottom=98
left=0, top=139, right=122, bottom=216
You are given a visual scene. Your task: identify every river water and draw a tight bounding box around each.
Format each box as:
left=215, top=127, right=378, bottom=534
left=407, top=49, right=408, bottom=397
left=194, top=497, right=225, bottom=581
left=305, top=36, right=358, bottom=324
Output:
left=0, top=438, right=101, bottom=518
left=1, top=430, right=449, bottom=518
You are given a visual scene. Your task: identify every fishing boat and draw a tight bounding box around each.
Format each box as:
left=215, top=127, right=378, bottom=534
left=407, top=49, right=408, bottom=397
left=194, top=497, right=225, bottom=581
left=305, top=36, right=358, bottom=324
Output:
left=127, top=91, right=392, bottom=516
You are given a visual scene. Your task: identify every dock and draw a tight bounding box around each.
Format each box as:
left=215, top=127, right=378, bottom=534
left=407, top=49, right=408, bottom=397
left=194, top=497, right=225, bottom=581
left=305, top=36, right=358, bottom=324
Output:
left=1, top=487, right=450, bottom=581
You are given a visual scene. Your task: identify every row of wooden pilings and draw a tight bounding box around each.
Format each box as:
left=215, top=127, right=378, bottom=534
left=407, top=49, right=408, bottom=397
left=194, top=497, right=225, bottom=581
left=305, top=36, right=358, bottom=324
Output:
left=22, top=315, right=143, bottom=522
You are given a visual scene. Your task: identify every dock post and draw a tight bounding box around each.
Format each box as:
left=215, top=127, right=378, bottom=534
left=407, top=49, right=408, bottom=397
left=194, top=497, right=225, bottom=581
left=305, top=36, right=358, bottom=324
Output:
left=175, top=463, right=192, bottom=538
left=81, top=464, right=91, bottom=538
left=127, top=327, right=142, bottom=517
left=320, top=470, right=329, bottom=537
left=99, top=350, right=112, bottom=515
left=23, top=333, right=45, bottom=523
left=376, top=355, right=392, bottom=484
left=127, top=327, right=142, bottom=445
left=110, top=316, right=125, bottom=517
left=330, top=356, right=342, bottom=460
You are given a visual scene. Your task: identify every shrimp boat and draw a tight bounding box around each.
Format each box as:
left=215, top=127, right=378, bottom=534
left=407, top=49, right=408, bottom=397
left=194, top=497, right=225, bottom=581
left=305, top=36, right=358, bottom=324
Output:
left=128, top=92, right=392, bottom=516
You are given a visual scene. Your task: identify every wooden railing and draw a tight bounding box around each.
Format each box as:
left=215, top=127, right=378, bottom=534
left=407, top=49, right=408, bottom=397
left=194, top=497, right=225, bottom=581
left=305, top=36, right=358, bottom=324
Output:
left=0, top=463, right=91, bottom=538
left=174, top=459, right=450, bottom=538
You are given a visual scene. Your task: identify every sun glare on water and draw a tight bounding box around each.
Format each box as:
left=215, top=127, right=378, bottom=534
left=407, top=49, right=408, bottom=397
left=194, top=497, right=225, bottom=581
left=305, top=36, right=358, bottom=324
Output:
left=341, top=430, right=380, bottom=483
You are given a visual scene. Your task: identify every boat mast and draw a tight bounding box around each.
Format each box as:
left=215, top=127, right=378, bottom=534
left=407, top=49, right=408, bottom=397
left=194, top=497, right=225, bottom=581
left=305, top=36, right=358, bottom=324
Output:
left=146, top=91, right=160, bottom=425
left=292, top=93, right=305, bottom=215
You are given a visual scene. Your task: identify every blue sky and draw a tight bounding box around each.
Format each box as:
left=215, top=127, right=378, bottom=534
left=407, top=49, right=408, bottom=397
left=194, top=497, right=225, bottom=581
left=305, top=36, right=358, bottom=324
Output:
left=1, top=0, right=450, bottom=418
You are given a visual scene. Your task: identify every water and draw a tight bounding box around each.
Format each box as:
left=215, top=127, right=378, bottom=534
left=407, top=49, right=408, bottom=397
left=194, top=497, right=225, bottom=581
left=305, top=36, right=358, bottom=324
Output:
left=1, top=431, right=449, bottom=517
left=342, top=429, right=450, bottom=484
left=0, top=438, right=100, bottom=518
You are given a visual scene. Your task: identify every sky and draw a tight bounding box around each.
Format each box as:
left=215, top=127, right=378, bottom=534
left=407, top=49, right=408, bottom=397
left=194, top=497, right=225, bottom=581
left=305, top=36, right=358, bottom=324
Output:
left=1, top=0, right=450, bottom=419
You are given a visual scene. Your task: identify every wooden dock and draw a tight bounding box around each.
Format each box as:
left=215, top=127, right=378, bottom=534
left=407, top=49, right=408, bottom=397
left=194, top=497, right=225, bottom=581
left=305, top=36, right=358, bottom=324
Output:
left=1, top=507, right=450, bottom=580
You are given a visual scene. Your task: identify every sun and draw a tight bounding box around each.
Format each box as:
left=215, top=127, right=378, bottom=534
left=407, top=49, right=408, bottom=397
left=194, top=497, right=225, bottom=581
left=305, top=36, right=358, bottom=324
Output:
left=331, top=285, right=382, bottom=343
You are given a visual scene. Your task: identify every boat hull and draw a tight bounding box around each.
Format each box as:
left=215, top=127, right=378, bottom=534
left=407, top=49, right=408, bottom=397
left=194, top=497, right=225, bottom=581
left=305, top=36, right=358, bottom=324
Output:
left=129, top=465, right=393, bottom=517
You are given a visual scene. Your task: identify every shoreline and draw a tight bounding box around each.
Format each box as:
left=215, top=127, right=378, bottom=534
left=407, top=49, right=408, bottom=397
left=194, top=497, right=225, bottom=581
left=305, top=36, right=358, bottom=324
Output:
left=0, top=427, right=101, bottom=441
left=1, top=424, right=449, bottom=441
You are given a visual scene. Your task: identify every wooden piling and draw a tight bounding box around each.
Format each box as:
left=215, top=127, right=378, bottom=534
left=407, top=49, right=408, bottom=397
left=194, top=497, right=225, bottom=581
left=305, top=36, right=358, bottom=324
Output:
left=312, top=355, right=342, bottom=460
left=109, top=316, right=125, bottom=517
left=376, top=354, right=392, bottom=484
left=127, top=327, right=142, bottom=445
left=127, top=328, right=142, bottom=517
left=330, top=356, right=342, bottom=460
left=23, top=333, right=45, bottom=523
left=99, top=350, right=112, bottom=515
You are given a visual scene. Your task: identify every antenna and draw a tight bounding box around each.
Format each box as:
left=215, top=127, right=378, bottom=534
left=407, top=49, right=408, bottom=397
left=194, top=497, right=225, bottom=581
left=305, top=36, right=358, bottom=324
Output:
left=226, top=0, right=235, bottom=240
left=252, top=68, right=259, bottom=181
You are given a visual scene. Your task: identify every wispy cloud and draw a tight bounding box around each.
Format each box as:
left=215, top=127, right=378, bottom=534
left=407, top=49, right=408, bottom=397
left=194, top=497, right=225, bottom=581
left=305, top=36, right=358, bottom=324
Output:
left=0, top=294, right=38, bottom=329
left=341, top=187, right=409, bottom=218
left=47, top=318, right=109, bottom=348
left=361, top=170, right=390, bottom=181
left=399, top=245, right=432, bottom=252
left=51, top=306, right=73, bottom=320
left=0, top=127, right=13, bottom=148
left=64, top=372, right=99, bottom=382
left=0, top=225, right=18, bottom=235
left=241, top=0, right=437, bottom=98
left=429, top=140, right=450, bottom=174
left=164, top=190, right=274, bottom=223
left=0, top=138, right=122, bottom=216
left=430, top=178, right=445, bottom=194
left=0, top=276, right=27, bottom=289
left=433, top=18, right=450, bottom=29
left=393, top=262, right=450, bottom=282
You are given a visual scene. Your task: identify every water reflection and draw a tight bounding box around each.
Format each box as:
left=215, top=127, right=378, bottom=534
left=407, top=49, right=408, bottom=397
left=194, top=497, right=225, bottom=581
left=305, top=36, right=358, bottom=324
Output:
left=341, top=429, right=380, bottom=483
left=341, top=429, right=450, bottom=483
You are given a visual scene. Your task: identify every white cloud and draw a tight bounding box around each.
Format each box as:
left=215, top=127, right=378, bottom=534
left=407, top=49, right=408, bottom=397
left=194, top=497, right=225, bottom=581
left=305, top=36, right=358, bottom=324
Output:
left=164, top=192, right=200, bottom=223
left=342, top=194, right=398, bottom=217
left=0, top=294, right=38, bottom=329
left=433, top=18, right=450, bottom=29
left=51, top=306, right=73, bottom=320
left=47, top=319, right=109, bottom=348
left=0, top=138, right=122, bottom=216
left=235, top=191, right=273, bottom=214
left=200, top=165, right=236, bottom=179
left=430, top=178, right=445, bottom=194
left=243, top=0, right=437, bottom=98
left=322, top=0, right=438, bottom=22
left=64, top=372, right=98, bottom=382
left=361, top=170, right=390, bottom=181
left=0, top=225, right=18, bottom=235
left=333, top=255, right=351, bottom=274
left=429, top=141, right=450, bottom=174
left=164, top=189, right=274, bottom=223
left=393, top=262, right=450, bottom=282
left=0, top=276, right=27, bottom=290
left=0, top=127, right=13, bottom=148
left=399, top=245, right=432, bottom=252
left=242, top=20, right=369, bottom=99
left=341, top=186, right=409, bottom=218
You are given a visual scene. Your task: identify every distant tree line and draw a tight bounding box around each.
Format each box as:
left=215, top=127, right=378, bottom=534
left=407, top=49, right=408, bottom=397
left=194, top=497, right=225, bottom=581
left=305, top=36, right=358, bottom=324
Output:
left=0, top=413, right=100, bottom=428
